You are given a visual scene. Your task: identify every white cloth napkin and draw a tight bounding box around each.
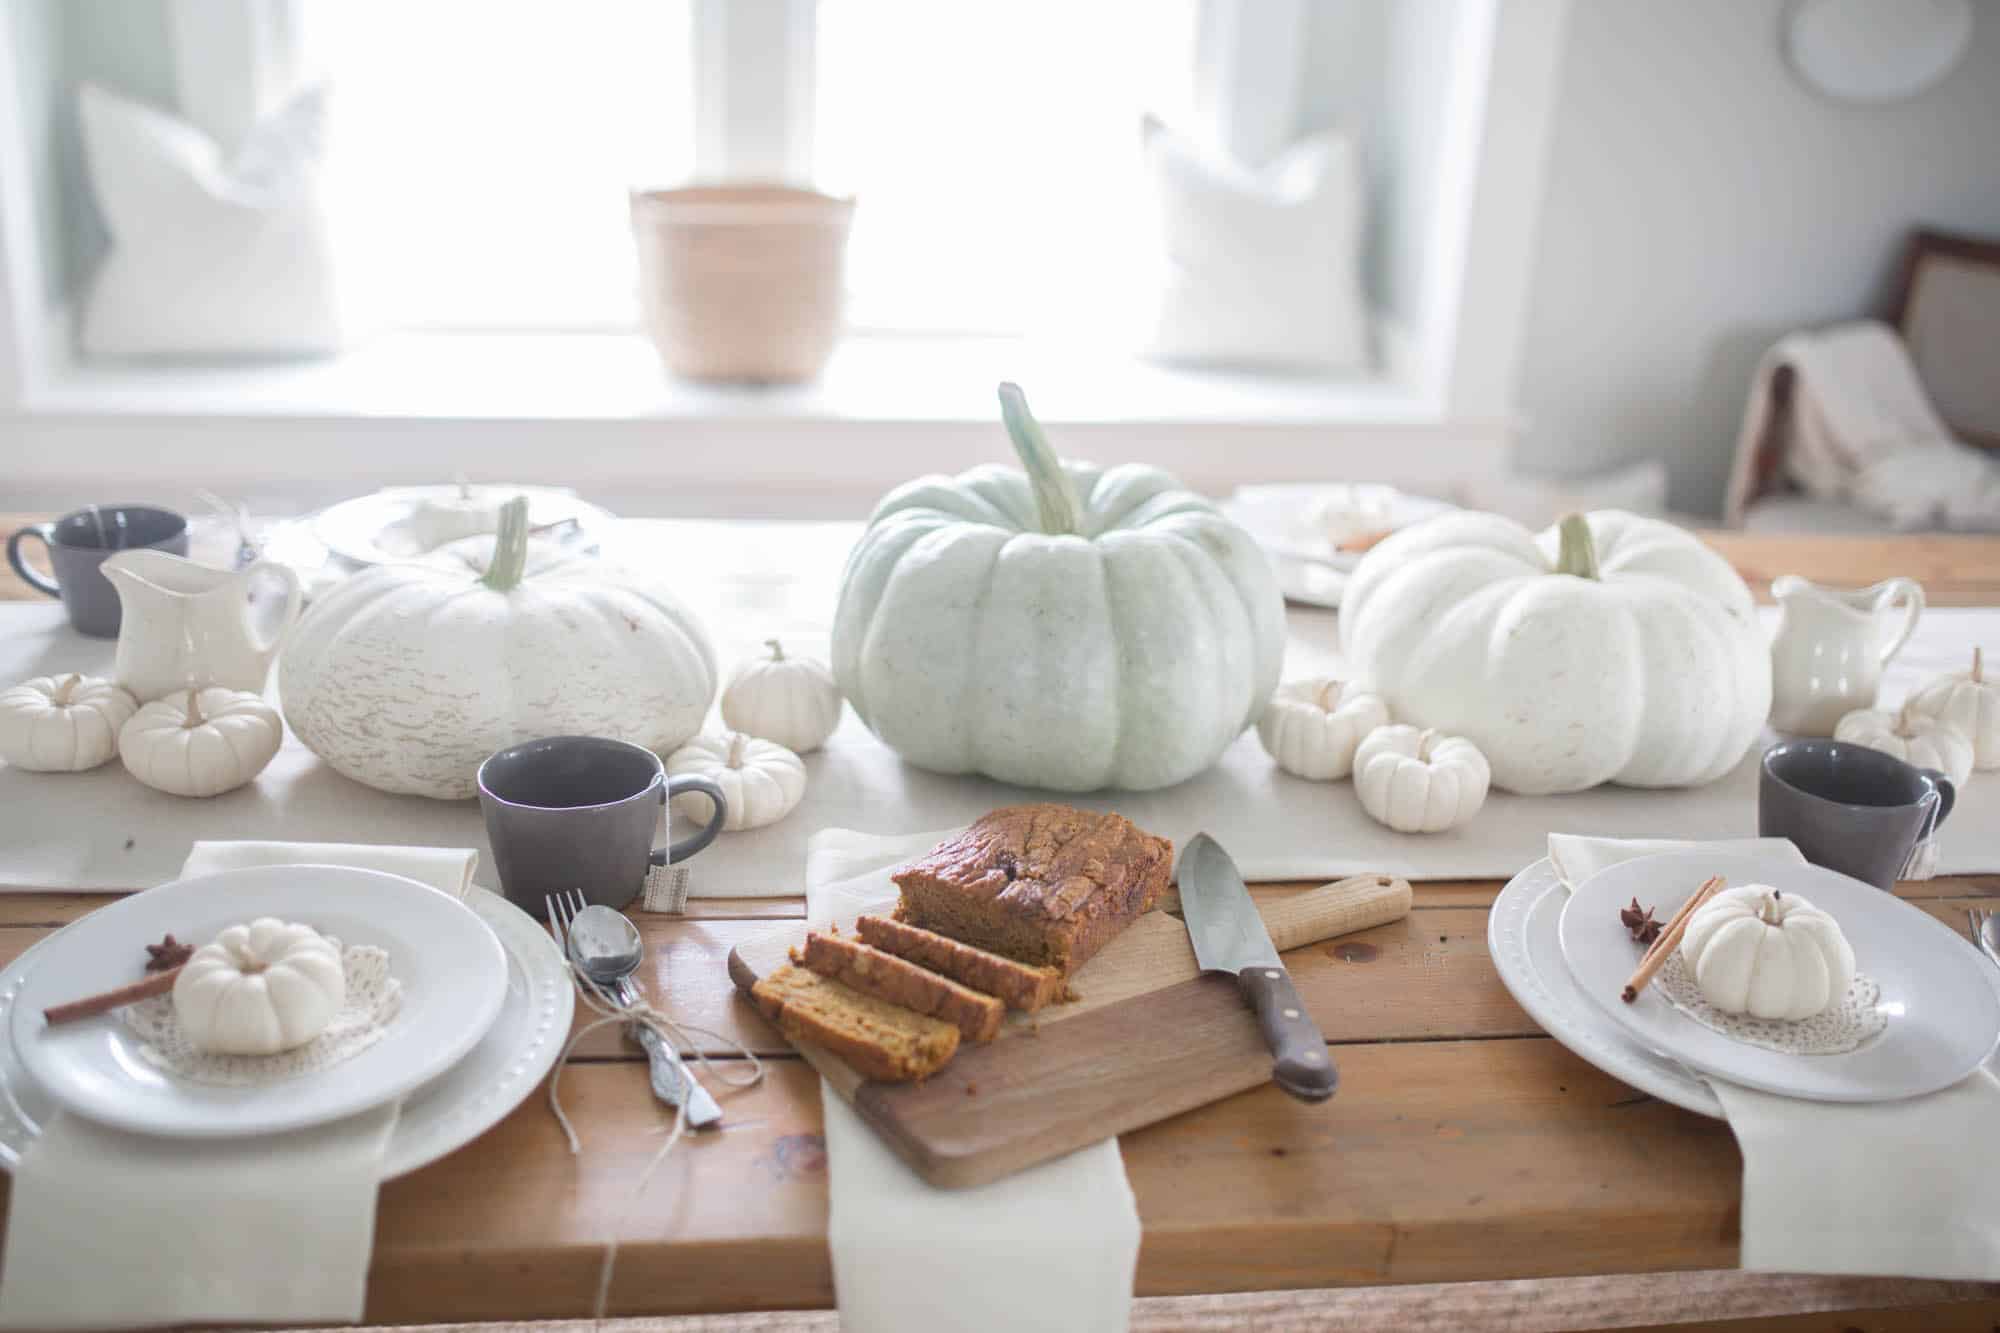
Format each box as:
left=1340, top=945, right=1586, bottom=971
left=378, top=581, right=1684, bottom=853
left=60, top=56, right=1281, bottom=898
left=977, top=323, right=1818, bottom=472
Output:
left=182, top=839, right=478, bottom=899
left=0, top=842, right=476, bottom=1328
left=1545, top=832, right=2000, bottom=1280
left=805, top=828, right=1142, bottom=1333
left=1546, top=833, right=1804, bottom=891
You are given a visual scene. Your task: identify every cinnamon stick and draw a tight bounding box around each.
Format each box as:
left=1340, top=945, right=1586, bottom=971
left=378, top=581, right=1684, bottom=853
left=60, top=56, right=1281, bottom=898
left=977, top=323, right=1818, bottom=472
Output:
left=44, top=965, right=182, bottom=1025
left=1621, top=875, right=1725, bottom=1003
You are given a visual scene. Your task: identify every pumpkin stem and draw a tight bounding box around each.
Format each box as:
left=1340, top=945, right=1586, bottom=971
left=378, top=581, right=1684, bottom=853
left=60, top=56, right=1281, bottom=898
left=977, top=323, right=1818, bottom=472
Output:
left=1416, top=728, right=1437, bottom=762
left=726, top=732, right=748, bottom=768
left=766, top=639, right=786, bottom=662
left=52, top=674, right=80, bottom=707
left=483, top=496, right=532, bottom=592
left=998, top=382, right=1081, bottom=536
left=1315, top=680, right=1343, bottom=712
left=183, top=689, right=206, bottom=730
left=1553, top=513, right=1599, bottom=580
left=1974, top=646, right=1985, bottom=684
left=1759, top=890, right=1782, bottom=926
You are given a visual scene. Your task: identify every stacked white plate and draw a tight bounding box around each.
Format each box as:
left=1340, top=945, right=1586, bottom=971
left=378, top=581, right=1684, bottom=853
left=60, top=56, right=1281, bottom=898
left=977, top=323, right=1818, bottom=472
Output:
left=1490, top=850, right=2000, bottom=1113
left=0, top=865, right=572, bottom=1174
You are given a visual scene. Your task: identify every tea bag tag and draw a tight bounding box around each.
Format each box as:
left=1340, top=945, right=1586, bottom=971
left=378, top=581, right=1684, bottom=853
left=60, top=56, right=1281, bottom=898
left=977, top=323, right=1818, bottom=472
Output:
left=641, top=862, right=692, bottom=914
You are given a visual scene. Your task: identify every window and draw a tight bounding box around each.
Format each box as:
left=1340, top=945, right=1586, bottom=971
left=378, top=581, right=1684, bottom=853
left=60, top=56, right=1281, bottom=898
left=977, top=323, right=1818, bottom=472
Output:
left=308, top=0, right=694, bottom=330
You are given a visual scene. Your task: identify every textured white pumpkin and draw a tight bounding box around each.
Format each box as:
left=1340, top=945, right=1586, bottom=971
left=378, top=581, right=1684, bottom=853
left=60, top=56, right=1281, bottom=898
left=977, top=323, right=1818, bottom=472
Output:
left=1352, top=725, right=1490, bottom=833
left=720, top=639, right=843, bottom=753
left=834, top=384, right=1285, bottom=792
left=1255, top=678, right=1390, bottom=781
left=1833, top=700, right=1974, bottom=785
left=0, top=673, right=137, bottom=771
left=119, top=687, right=282, bottom=797
left=667, top=731, right=806, bottom=831
left=1679, top=885, right=1854, bottom=1021
left=280, top=497, right=716, bottom=799
left=173, top=918, right=345, bottom=1054
left=1904, top=647, right=1999, bottom=771
left=1341, top=510, right=1771, bottom=795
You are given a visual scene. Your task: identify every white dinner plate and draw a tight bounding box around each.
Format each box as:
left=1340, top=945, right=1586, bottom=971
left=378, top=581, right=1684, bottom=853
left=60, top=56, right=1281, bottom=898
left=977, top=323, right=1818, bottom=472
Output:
left=313, top=485, right=613, bottom=567
left=0, top=885, right=571, bottom=1175
left=10, top=866, right=510, bottom=1138
left=1559, top=851, right=2000, bottom=1103
left=1488, top=858, right=1724, bottom=1118
left=1222, top=485, right=1455, bottom=608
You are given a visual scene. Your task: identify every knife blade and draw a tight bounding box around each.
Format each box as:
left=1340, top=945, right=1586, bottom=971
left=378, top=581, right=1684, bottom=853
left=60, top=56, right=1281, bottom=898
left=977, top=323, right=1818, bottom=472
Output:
left=1177, top=833, right=1338, bottom=1102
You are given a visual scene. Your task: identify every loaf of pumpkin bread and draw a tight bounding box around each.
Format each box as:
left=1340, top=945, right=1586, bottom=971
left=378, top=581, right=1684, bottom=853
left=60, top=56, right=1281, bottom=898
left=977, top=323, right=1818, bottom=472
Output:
left=793, top=930, right=1004, bottom=1042
left=750, top=965, right=959, bottom=1082
left=891, top=804, right=1172, bottom=975
left=855, top=914, right=1066, bottom=1012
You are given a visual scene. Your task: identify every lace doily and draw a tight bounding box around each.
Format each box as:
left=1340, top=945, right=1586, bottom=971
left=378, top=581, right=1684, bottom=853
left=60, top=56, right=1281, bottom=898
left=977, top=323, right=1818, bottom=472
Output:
left=120, top=941, right=402, bottom=1086
left=1652, top=951, right=1888, bottom=1056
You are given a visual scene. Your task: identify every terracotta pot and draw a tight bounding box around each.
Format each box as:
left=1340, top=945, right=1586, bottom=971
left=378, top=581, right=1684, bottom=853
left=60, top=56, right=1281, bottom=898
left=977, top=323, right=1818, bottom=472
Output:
left=629, top=185, right=855, bottom=384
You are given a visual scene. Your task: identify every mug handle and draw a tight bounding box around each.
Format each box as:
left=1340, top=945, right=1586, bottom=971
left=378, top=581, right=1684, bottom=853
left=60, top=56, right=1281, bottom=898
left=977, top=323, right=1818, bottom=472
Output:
left=655, top=775, right=728, bottom=866
left=6, top=525, right=61, bottom=598
left=1916, top=768, right=1956, bottom=838
left=243, top=560, right=305, bottom=654
left=1872, top=577, right=1925, bottom=665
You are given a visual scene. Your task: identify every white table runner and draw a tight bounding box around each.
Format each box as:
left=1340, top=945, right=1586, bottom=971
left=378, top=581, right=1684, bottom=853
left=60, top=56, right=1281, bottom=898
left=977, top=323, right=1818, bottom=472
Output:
left=3, top=603, right=1997, bottom=894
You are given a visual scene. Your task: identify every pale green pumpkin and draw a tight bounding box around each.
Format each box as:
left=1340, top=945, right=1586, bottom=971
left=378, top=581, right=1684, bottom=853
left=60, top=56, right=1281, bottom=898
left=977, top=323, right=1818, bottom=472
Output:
left=832, top=384, right=1285, bottom=792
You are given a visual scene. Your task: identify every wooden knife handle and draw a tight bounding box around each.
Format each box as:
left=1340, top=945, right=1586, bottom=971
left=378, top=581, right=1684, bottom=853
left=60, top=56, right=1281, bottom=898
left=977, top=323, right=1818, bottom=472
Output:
left=1260, top=874, right=1412, bottom=953
left=1238, top=965, right=1338, bottom=1102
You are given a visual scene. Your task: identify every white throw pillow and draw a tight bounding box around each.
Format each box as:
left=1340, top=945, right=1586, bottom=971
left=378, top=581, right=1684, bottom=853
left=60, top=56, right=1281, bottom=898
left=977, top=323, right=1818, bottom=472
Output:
left=1140, top=116, right=1369, bottom=373
left=78, top=83, right=354, bottom=359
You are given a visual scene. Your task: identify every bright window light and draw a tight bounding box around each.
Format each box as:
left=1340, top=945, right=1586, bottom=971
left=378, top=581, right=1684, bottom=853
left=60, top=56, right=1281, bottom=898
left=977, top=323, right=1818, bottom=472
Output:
left=815, top=0, right=1198, bottom=336
left=307, top=0, right=694, bottom=330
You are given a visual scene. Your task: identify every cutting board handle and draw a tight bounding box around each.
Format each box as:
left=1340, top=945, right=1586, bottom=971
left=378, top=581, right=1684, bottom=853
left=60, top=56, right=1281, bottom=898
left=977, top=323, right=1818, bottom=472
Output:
left=1262, top=873, right=1412, bottom=952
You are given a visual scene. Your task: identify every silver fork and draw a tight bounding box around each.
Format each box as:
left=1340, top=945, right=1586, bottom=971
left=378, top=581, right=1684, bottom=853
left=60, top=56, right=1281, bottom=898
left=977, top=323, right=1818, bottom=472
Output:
left=1968, top=908, right=2000, bottom=969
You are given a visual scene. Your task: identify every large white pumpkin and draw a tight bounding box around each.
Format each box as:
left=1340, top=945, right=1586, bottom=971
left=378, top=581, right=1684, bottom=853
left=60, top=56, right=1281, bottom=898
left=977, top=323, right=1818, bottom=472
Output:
left=280, top=498, right=716, bottom=799
left=833, top=384, right=1285, bottom=792
left=1341, top=510, right=1770, bottom=795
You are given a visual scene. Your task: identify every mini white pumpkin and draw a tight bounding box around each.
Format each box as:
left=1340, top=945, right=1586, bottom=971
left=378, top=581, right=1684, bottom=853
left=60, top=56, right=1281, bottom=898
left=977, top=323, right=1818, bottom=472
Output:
left=173, top=918, right=345, bottom=1055
left=667, top=731, right=806, bottom=832
left=1352, top=724, right=1490, bottom=834
left=1904, top=647, right=1999, bottom=771
left=1833, top=700, right=1974, bottom=786
left=720, top=639, right=843, bottom=753
left=1255, top=678, right=1391, bottom=781
left=1679, top=885, right=1854, bottom=1021
left=0, top=673, right=138, bottom=771
left=119, top=687, right=283, bottom=797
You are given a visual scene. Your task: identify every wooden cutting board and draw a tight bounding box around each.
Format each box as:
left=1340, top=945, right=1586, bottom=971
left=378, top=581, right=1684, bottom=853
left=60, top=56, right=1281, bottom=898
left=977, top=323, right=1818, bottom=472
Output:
left=727, top=873, right=1412, bottom=1188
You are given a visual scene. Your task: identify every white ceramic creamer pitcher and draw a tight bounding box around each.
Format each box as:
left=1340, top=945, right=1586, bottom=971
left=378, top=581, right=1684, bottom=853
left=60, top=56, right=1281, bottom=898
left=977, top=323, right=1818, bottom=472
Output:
left=102, top=549, right=303, bottom=702
left=1768, top=575, right=1924, bottom=735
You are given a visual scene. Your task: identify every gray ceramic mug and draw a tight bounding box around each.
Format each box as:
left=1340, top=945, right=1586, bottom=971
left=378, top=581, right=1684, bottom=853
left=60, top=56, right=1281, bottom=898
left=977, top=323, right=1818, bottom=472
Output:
left=7, top=504, right=189, bottom=637
left=1759, top=739, right=1956, bottom=890
left=477, top=736, right=728, bottom=913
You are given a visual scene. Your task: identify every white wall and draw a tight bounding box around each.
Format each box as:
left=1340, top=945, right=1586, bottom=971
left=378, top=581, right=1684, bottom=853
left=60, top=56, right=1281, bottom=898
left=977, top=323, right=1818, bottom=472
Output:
left=1512, top=0, right=2000, bottom=515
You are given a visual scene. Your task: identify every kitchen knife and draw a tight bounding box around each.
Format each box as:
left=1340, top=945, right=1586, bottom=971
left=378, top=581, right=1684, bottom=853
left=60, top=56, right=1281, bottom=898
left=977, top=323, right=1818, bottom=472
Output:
left=1177, top=833, right=1339, bottom=1102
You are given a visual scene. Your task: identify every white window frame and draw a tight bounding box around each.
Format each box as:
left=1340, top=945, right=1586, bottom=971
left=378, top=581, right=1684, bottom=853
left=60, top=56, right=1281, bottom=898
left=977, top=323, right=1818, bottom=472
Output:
left=0, top=0, right=1565, bottom=515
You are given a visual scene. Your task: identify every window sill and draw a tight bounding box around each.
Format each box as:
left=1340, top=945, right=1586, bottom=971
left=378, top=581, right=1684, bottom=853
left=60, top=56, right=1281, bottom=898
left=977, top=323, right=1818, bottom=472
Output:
left=9, top=331, right=1514, bottom=515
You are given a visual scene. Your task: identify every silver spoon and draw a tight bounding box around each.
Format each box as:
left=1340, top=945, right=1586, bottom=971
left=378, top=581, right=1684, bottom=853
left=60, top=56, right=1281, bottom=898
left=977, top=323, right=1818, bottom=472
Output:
left=567, top=904, right=722, bottom=1129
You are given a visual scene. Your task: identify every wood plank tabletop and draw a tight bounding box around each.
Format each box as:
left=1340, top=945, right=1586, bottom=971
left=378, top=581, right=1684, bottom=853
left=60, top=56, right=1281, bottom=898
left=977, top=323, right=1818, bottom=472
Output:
left=2, top=513, right=1998, bottom=1330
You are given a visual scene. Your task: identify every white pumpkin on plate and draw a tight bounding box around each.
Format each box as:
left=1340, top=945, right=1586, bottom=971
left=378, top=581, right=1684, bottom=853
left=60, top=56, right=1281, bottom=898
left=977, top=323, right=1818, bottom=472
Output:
left=119, top=687, right=282, bottom=797
left=0, top=673, right=137, bottom=771
left=1833, top=700, right=1974, bottom=786
left=1902, top=647, right=1999, bottom=771
left=833, top=384, right=1284, bottom=792
left=1679, top=885, right=1854, bottom=1021
left=1341, top=510, right=1770, bottom=795
left=720, top=639, right=843, bottom=753
left=173, top=918, right=346, bottom=1055
left=1352, top=724, right=1490, bottom=833
left=281, top=497, right=716, bottom=799
left=1255, top=678, right=1390, bottom=781
left=667, top=731, right=806, bottom=831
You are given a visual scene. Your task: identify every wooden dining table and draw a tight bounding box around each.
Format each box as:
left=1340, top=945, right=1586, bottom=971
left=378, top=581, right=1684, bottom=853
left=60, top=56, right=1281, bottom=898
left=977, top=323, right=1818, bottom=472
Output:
left=2, top=519, right=1998, bottom=1332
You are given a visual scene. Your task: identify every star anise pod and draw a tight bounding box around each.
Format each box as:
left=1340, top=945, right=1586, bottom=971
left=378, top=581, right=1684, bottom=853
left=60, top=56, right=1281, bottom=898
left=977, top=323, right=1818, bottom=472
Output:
left=144, top=933, right=193, bottom=973
left=1618, top=898, right=1662, bottom=946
